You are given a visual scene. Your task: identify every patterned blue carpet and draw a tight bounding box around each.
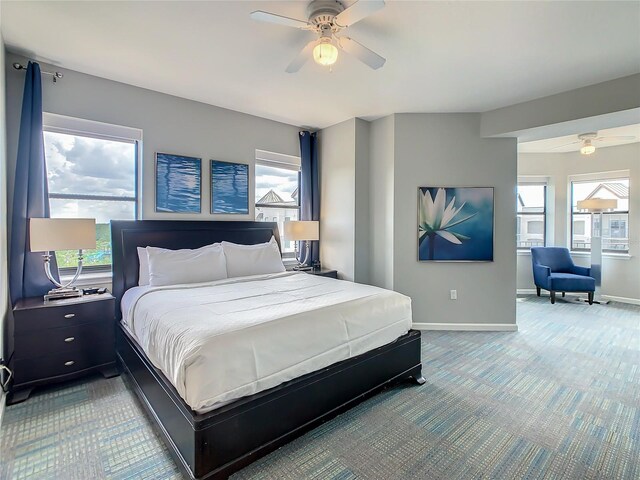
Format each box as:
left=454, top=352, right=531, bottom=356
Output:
left=1, top=296, right=638, bottom=479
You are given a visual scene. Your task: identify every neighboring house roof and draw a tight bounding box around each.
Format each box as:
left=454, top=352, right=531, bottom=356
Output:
left=256, top=189, right=298, bottom=208
left=257, top=189, right=284, bottom=204
left=585, top=182, right=629, bottom=200
left=291, top=187, right=298, bottom=200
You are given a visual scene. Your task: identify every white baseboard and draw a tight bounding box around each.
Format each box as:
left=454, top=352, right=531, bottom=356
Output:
left=413, top=322, right=518, bottom=331
left=517, top=288, right=537, bottom=295
left=517, top=289, right=640, bottom=305
left=601, top=295, right=640, bottom=306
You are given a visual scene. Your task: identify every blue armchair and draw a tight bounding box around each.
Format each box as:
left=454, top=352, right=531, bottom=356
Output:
left=531, top=247, right=595, bottom=304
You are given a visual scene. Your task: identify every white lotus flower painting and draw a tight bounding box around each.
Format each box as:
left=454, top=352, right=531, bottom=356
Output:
left=418, top=187, right=494, bottom=261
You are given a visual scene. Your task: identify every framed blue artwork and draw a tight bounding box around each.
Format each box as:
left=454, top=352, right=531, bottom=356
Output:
left=155, top=153, right=202, bottom=213
left=211, top=160, right=249, bottom=214
left=418, top=187, right=494, bottom=262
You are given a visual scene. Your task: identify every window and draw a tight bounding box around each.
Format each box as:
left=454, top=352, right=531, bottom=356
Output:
left=527, top=220, right=544, bottom=235
left=517, top=183, right=546, bottom=249
left=571, top=177, right=629, bottom=252
left=254, top=150, right=301, bottom=258
left=43, top=114, right=140, bottom=273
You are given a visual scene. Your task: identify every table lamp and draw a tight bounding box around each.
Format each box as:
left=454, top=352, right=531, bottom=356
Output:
left=29, top=218, right=97, bottom=301
left=576, top=198, right=617, bottom=304
left=284, top=220, right=319, bottom=270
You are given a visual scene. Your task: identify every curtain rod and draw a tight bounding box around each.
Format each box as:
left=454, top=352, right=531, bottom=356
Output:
left=13, top=63, right=64, bottom=83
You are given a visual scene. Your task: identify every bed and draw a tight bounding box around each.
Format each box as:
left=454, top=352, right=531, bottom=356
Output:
left=111, top=220, right=423, bottom=480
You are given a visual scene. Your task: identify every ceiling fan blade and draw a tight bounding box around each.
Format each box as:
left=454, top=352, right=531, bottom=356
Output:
left=335, top=0, right=385, bottom=27
left=286, top=40, right=318, bottom=73
left=595, top=135, right=637, bottom=141
left=338, top=37, right=386, bottom=69
left=550, top=141, right=581, bottom=150
left=250, top=11, right=311, bottom=29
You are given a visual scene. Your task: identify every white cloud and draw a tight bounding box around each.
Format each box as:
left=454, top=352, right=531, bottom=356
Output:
left=44, top=131, right=136, bottom=197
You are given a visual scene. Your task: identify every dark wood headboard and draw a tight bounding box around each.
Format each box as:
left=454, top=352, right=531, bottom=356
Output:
left=110, top=220, right=281, bottom=319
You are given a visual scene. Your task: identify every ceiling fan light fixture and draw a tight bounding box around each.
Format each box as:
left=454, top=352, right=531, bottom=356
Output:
left=313, top=39, right=338, bottom=66
left=580, top=140, right=596, bottom=155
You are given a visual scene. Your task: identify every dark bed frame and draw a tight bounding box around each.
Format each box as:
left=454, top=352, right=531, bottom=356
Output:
left=111, top=220, right=423, bottom=480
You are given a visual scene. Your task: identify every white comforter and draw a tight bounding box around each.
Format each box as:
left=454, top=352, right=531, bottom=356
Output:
left=122, top=272, right=412, bottom=413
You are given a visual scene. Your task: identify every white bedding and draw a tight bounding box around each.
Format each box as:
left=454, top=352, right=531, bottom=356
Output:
left=122, top=272, right=412, bottom=413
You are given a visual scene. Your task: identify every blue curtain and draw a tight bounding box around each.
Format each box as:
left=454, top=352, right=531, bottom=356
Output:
left=299, top=131, right=319, bottom=265
left=9, top=62, right=58, bottom=304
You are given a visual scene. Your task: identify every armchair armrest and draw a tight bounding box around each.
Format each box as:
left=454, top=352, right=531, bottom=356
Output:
left=532, top=263, right=551, bottom=288
left=571, top=265, right=591, bottom=276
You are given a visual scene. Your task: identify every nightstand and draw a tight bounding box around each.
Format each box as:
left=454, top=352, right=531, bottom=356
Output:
left=305, top=269, right=338, bottom=279
left=7, top=293, right=118, bottom=404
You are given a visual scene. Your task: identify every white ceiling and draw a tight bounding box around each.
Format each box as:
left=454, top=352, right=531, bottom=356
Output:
left=519, top=124, right=640, bottom=153
left=2, top=1, right=640, bottom=128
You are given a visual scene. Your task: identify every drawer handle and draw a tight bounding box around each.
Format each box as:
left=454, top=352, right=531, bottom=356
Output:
left=64, top=337, right=75, bottom=343
left=64, top=361, right=75, bottom=366
left=64, top=313, right=76, bottom=319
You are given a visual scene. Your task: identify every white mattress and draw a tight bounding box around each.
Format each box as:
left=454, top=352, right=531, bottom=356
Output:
left=121, top=272, right=412, bottom=413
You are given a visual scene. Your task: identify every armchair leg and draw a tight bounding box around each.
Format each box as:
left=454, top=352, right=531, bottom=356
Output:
left=588, top=292, right=594, bottom=305
left=536, top=287, right=541, bottom=297
left=550, top=291, right=556, bottom=304
left=562, top=292, right=565, bottom=297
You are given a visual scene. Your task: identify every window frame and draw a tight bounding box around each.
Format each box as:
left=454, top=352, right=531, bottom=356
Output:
left=43, top=113, right=143, bottom=274
left=569, top=174, right=630, bottom=254
left=254, top=150, right=301, bottom=259
left=516, top=182, right=547, bottom=250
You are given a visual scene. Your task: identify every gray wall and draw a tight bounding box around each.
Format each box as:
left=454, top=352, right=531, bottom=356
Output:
left=393, top=114, right=517, bottom=327
left=319, top=119, right=356, bottom=280
left=353, top=118, right=370, bottom=284
left=4, top=52, right=300, bottom=222
left=368, top=115, right=395, bottom=289
left=325, top=113, right=518, bottom=328
left=518, top=143, right=640, bottom=302
left=481, top=74, right=640, bottom=141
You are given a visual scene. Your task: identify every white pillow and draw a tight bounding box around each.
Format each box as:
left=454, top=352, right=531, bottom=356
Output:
left=147, top=243, right=227, bottom=286
left=222, top=236, right=286, bottom=278
left=137, top=247, right=150, bottom=286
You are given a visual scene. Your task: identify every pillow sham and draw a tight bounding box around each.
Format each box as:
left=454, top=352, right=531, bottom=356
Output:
left=147, top=243, right=227, bottom=287
left=137, top=247, right=150, bottom=286
left=222, top=236, right=286, bottom=278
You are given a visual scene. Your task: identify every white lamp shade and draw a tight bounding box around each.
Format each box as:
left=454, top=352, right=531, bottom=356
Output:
left=284, top=221, right=319, bottom=241
left=30, top=218, right=97, bottom=252
left=576, top=198, right=618, bottom=212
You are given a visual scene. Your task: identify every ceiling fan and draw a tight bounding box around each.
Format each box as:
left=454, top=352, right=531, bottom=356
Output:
left=552, top=132, right=637, bottom=155
left=250, top=0, right=386, bottom=73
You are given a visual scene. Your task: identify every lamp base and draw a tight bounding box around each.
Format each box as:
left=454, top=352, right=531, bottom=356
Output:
left=44, top=287, right=83, bottom=303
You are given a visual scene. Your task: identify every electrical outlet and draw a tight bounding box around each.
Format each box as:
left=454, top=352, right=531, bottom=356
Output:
left=450, top=290, right=457, bottom=300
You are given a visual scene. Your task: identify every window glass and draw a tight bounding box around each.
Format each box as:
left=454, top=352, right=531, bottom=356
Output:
left=573, top=219, right=586, bottom=236
left=527, top=220, right=544, bottom=235
left=571, top=178, right=629, bottom=252
left=255, top=162, right=300, bottom=256
left=517, top=184, right=546, bottom=249
left=44, top=130, right=137, bottom=269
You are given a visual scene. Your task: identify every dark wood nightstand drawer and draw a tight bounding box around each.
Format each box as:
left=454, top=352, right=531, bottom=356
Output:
left=13, top=347, right=114, bottom=385
left=14, top=297, right=115, bottom=333
left=14, top=322, right=114, bottom=360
